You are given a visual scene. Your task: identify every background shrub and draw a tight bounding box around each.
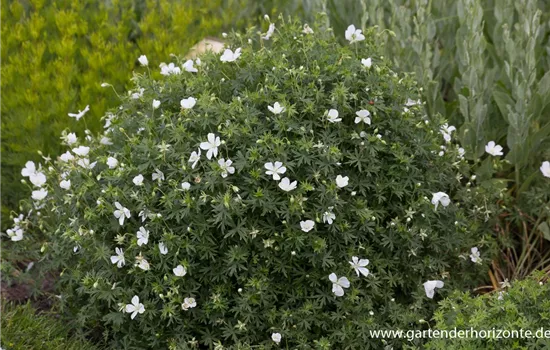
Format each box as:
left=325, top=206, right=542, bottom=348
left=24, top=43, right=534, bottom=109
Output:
left=14, top=16, right=502, bottom=348
left=423, top=272, right=550, bottom=349
left=0, top=0, right=251, bottom=229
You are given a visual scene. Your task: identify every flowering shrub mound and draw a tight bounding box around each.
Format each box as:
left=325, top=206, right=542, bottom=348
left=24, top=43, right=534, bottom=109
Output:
left=13, top=17, right=501, bottom=349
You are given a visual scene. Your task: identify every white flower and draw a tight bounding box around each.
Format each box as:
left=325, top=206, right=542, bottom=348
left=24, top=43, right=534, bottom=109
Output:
left=125, top=295, right=145, bottom=319
left=60, top=180, right=71, bottom=190
left=159, top=242, right=168, bottom=255
left=131, top=88, right=144, bottom=99
left=336, top=175, right=349, bottom=188
left=278, top=177, right=297, bottom=192
left=135, top=256, right=150, bottom=271
left=199, top=133, right=221, bottom=159
left=268, top=102, right=285, bottom=114
left=7, top=228, right=24, bottom=241
left=540, top=161, right=550, bottom=178
left=405, top=98, right=421, bottom=106
left=349, top=256, right=369, bottom=277
left=300, top=220, right=315, bottom=232
left=138, top=55, right=148, bottom=66
left=100, top=136, right=112, bottom=145
left=271, top=332, right=282, bottom=344
left=181, top=297, right=196, bottom=310
left=458, top=147, right=465, bottom=158
left=497, top=291, right=505, bottom=300
left=485, top=141, right=503, bottom=156
left=110, top=247, right=125, bottom=268
left=133, top=174, right=144, bottom=186
left=264, top=162, right=286, bottom=180
left=218, top=158, right=235, bottom=178
left=329, top=273, right=350, bottom=297
left=77, top=158, right=97, bottom=169
left=345, top=24, right=365, bottom=44
left=21, top=161, right=37, bottom=177
left=355, top=110, right=371, bottom=124
left=469, top=247, right=482, bottom=264
left=29, top=172, right=47, bottom=187
left=159, top=62, right=181, bottom=75
left=107, top=157, right=118, bottom=169
left=136, top=227, right=149, bottom=246
left=327, top=109, right=341, bottom=123
left=302, top=24, right=314, bottom=34
left=68, top=105, right=90, bottom=121
left=72, top=146, right=90, bottom=157
left=189, top=149, right=201, bottom=169
left=31, top=189, right=48, bottom=201
left=423, top=280, right=444, bottom=299
left=152, top=169, right=164, bottom=182
left=220, top=48, right=242, bottom=62
left=361, top=58, right=372, bottom=68
left=152, top=99, right=161, bottom=109
left=65, top=133, right=78, bottom=145
left=262, top=23, right=275, bottom=40
left=13, top=214, right=24, bottom=225
left=182, top=59, right=198, bottom=73
left=431, top=192, right=450, bottom=210
left=322, top=208, right=336, bottom=224
left=60, top=151, right=74, bottom=162
left=440, top=124, right=456, bottom=143
left=181, top=182, right=191, bottom=191
left=113, top=202, right=131, bottom=226
left=173, top=264, right=187, bottom=277
left=180, top=97, right=197, bottom=110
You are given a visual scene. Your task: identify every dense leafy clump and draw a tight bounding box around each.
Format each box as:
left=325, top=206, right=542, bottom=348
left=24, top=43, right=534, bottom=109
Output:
left=13, top=17, right=501, bottom=349
left=424, top=272, right=550, bottom=350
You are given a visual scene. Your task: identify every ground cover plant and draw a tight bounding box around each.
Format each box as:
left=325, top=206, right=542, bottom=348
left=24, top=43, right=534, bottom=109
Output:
left=8, top=15, right=504, bottom=349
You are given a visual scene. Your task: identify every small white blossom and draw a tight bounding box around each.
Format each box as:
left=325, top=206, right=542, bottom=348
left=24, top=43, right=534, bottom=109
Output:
left=125, top=295, right=145, bottom=319
left=485, top=141, right=503, bottom=156
left=136, top=227, right=149, bottom=246
left=336, top=175, right=349, bottom=188
left=355, top=110, right=371, bottom=124
left=65, top=133, right=78, bottom=145
left=302, top=24, right=314, bottom=34
left=220, top=48, right=242, bottom=62
left=107, top=157, right=118, bottom=169
left=540, top=161, right=550, bottom=178
left=113, top=202, right=131, bottom=226
left=349, top=256, right=369, bottom=277
left=60, top=180, right=71, bottom=190
left=181, top=182, right=191, bottom=190
left=300, top=220, right=315, bottom=232
left=469, top=247, right=482, bottom=264
left=329, top=273, right=350, bottom=297
left=431, top=192, right=450, bottom=210
left=458, top=147, right=465, bottom=158
left=268, top=102, right=285, bottom=115
left=77, top=158, right=97, bottom=169
left=110, top=247, right=125, bottom=268
left=135, top=256, right=150, bottom=271
left=29, top=172, right=47, bottom=187
left=345, top=24, right=365, bottom=44
left=68, top=105, right=90, bottom=121
left=173, top=264, right=187, bottom=277
left=181, top=297, right=196, bottom=310
left=278, top=177, right=297, bottom=192
left=182, top=59, right=198, bottom=73
left=138, top=55, right=148, bottom=66
left=180, top=97, right=197, bottom=110
left=423, top=280, right=444, bottom=299
left=159, top=62, right=181, bottom=75
left=440, top=124, right=456, bottom=143
left=271, top=332, right=282, bottom=344
left=405, top=98, right=421, bottom=106
left=218, top=158, right=235, bottom=178
left=133, top=174, right=144, bottom=186
left=7, top=228, right=24, bottom=241
left=159, top=242, right=168, bottom=255
left=361, top=58, right=372, bottom=68
left=264, top=161, right=286, bottom=180
left=322, top=208, right=336, bottom=224
left=72, top=146, right=90, bottom=157
left=189, top=149, right=201, bottom=169
left=262, top=23, right=275, bottom=40
left=131, top=88, right=144, bottom=99
left=327, top=109, right=342, bottom=123
left=152, top=99, right=161, bottom=109
left=199, top=133, right=221, bottom=159
left=60, top=151, right=74, bottom=162
left=32, top=189, right=48, bottom=201
left=152, top=169, right=165, bottom=182
left=21, top=161, right=37, bottom=177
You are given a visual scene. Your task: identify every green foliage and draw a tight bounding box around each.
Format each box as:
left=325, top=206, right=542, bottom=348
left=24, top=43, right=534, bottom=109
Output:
left=0, top=301, right=99, bottom=350
left=424, top=272, right=550, bottom=349
left=0, top=0, right=247, bottom=229
left=13, top=16, right=502, bottom=348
